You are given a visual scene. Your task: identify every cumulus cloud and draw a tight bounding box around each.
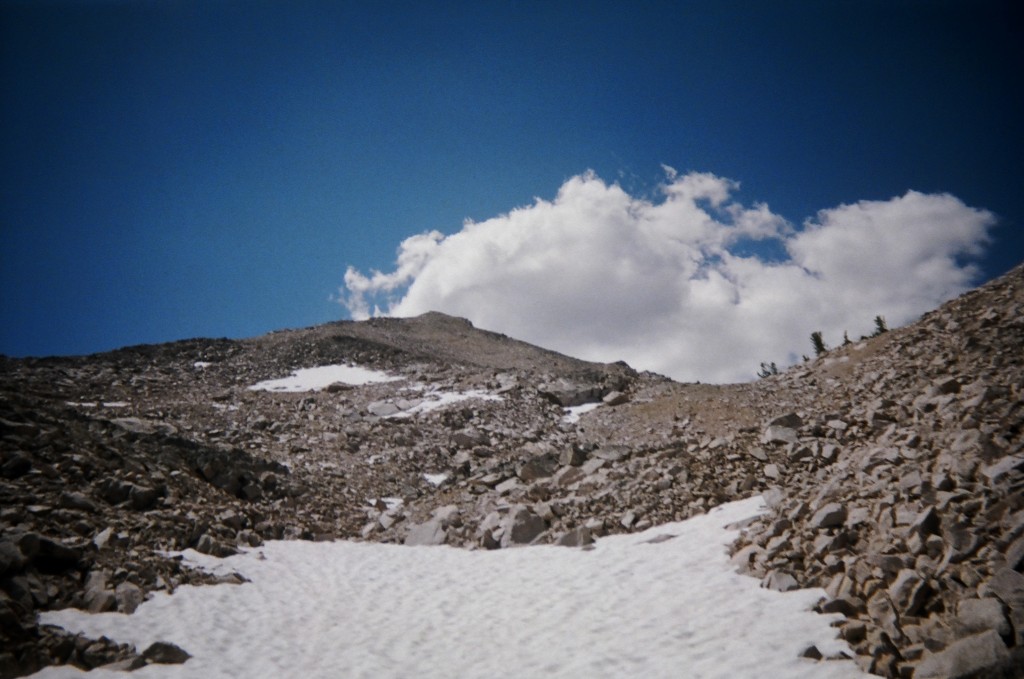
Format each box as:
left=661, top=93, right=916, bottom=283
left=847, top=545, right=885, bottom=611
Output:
left=340, top=170, right=994, bottom=383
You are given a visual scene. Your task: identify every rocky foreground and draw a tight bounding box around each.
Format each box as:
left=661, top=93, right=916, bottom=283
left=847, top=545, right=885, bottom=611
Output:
left=2, top=265, right=1023, bottom=678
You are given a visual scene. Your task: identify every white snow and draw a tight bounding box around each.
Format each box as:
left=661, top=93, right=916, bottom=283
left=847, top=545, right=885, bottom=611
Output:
left=562, top=401, right=603, bottom=423
left=193, top=361, right=212, bottom=369
left=33, top=496, right=868, bottom=679
left=422, top=472, right=448, bottom=486
left=247, top=364, right=401, bottom=392
left=390, top=388, right=502, bottom=417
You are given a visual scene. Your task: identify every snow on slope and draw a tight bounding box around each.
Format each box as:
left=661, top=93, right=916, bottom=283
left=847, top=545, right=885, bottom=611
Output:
left=247, top=364, right=400, bottom=391
left=33, top=497, right=869, bottom=679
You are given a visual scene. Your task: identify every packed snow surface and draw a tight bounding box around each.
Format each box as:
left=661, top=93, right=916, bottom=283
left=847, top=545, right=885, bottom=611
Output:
left=34, top=496, right=867, bottom=679
left=562, top=401, right=603, bottom=423
left=247, top=364, right=400, bottom=391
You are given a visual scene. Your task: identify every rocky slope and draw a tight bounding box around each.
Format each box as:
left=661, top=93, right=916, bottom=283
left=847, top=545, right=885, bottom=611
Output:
left=1, top=264, right=1022, bottom=678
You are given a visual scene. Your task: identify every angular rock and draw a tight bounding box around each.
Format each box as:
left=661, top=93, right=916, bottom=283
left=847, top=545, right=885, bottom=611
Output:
left=809, top=503, right=847, bottom=530
left=115, top=582, right=145, bottom=614
left=367, top=401, right=401, bottom=417
left=762, top=425, right=798, bottom=445
left=914, top=629, right=1008, bottom=679
left=0, top=540, right=27, bottom=576
left=517, top=453, right=559, bottom=483
left=58, top=492, right=97, bottom=512
left=142, top=641, right=191, bottom=664
left=559, top=444, right=587, bottom=467
left=769, top=413, right=804, bottom=429
left=888, top=569, right=932, bottom=616
left=602, top=391, right=629, bottom=406
left=763, top=570, right=799, bottom=592
left=500, top=506, right=546, bottom=548
left=955, top=597, right=1010, bottom=638
left=555, top=526, right=593, bottom=547
left=538, top=379, right=601, bottom=407
left=404, top=519, right=446, bottom=546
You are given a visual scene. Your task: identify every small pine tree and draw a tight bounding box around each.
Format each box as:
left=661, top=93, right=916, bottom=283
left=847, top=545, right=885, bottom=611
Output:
left=810, top=331, right=827, bottom=356
left=842, top=331, right=851, bottom=346
left=757, top=361, right=779, bottom=378
left=873, top=315, right=888, bottom=336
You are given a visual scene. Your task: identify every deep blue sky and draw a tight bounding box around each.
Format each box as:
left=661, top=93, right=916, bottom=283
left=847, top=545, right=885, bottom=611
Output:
left=2, top=0, right=1021, bottom=357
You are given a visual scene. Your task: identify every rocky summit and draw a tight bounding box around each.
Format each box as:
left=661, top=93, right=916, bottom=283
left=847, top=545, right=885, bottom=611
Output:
left=2, top=266, right=1023, bottom=679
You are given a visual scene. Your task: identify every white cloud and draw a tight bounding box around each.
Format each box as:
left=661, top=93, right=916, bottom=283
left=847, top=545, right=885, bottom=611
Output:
left=340, top=170, right=994, bottom=383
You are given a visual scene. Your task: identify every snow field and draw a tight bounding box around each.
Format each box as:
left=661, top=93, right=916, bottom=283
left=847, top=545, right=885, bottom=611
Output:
left=247, top=364, right=401, bottom=392
left=34, top=497, right=868, bottom=679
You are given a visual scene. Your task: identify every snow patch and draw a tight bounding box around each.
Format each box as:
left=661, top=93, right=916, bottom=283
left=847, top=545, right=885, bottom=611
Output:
left=248, top=364, right=401, bottom=392
left=422, top=473, right=448, bottom=486
left=33, top=496, right=866, bottom=679
left=562, top=402, right=602, bottom=423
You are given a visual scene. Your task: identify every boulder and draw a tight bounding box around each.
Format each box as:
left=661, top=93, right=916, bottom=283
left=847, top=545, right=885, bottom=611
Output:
left=500, top=507, right=546, bottom=548
left=559, top=444, right=587, bottom=467
left=914, top=629, right=1008, bottom=679
left=142, top=641, right=191, bottom=664
left=762, top=425, right=798, bottom=445
left=809, top=503, right=847, bottom=530
left=955, top=598, right=1010, bottom=638
left=404, top=519, right=446, bottom=547
left=555, top=527, right=593, bottom=547
left=602, top=391, right=629, bottom=406
left=517, top=454, right=559, bottom=483
left=769, top=413, right=804, bottom=429
left=537, top=379, right=602, bottom=407
left=115, top=582, right=145, bottom=614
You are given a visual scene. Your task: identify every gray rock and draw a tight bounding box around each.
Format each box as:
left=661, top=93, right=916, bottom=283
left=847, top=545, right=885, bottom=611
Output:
left=452, top=429, right=487, bottom=448
left=559, top=444, right=587, bottom=467
left=1004, top=533, right=1024, bottom=570
left=142, top=641, right=191, bottom=664
left=888, top=569, right=932, bottom=616
left=129, top=484, right=160, bottom=511
left=84, top=571, right=116, bottom=613
left=592, top=445, right=630, bottom=462
left=404, top=519, right=447, bottom=546
left=769, top=413, right=804, bottom=429
left=762, top=425, right=798, bottom=445
left=367, top=401, right=401, bottom=417
left=930, top=376, right=962, bottom=396
left=809, top=503, right=847, bottom=530
left=983, top=567, right=1024, bottom=644
left=602, top=391, right=629, bottom=406
left=915, top=629, right=1008, bottom=679
left=501, top=506, right=546, bottom=547
left=538, top=379, right=602, bottom=407
left=555, top=527, right=593, bottom=547
left=58, top=492, right=97, bottom=512
left=764, top=570, right=799, bottom=592
left=955, top=597, right=1010, bottom=638
left=0, top=540, right=27, bottom=576
left=982, top=454, right=1024, bottom=483
left=517, top=453, right=559, bottom=482
left=115, top=582, right=145, bottom=614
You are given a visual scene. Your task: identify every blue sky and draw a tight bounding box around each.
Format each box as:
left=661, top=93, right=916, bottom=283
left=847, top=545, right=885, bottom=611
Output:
left=1, top=1, right=1020, bottom=376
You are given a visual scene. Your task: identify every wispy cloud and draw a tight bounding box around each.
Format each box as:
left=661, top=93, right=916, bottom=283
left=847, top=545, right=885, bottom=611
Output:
left=340, top=170, right=994, bottom=383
